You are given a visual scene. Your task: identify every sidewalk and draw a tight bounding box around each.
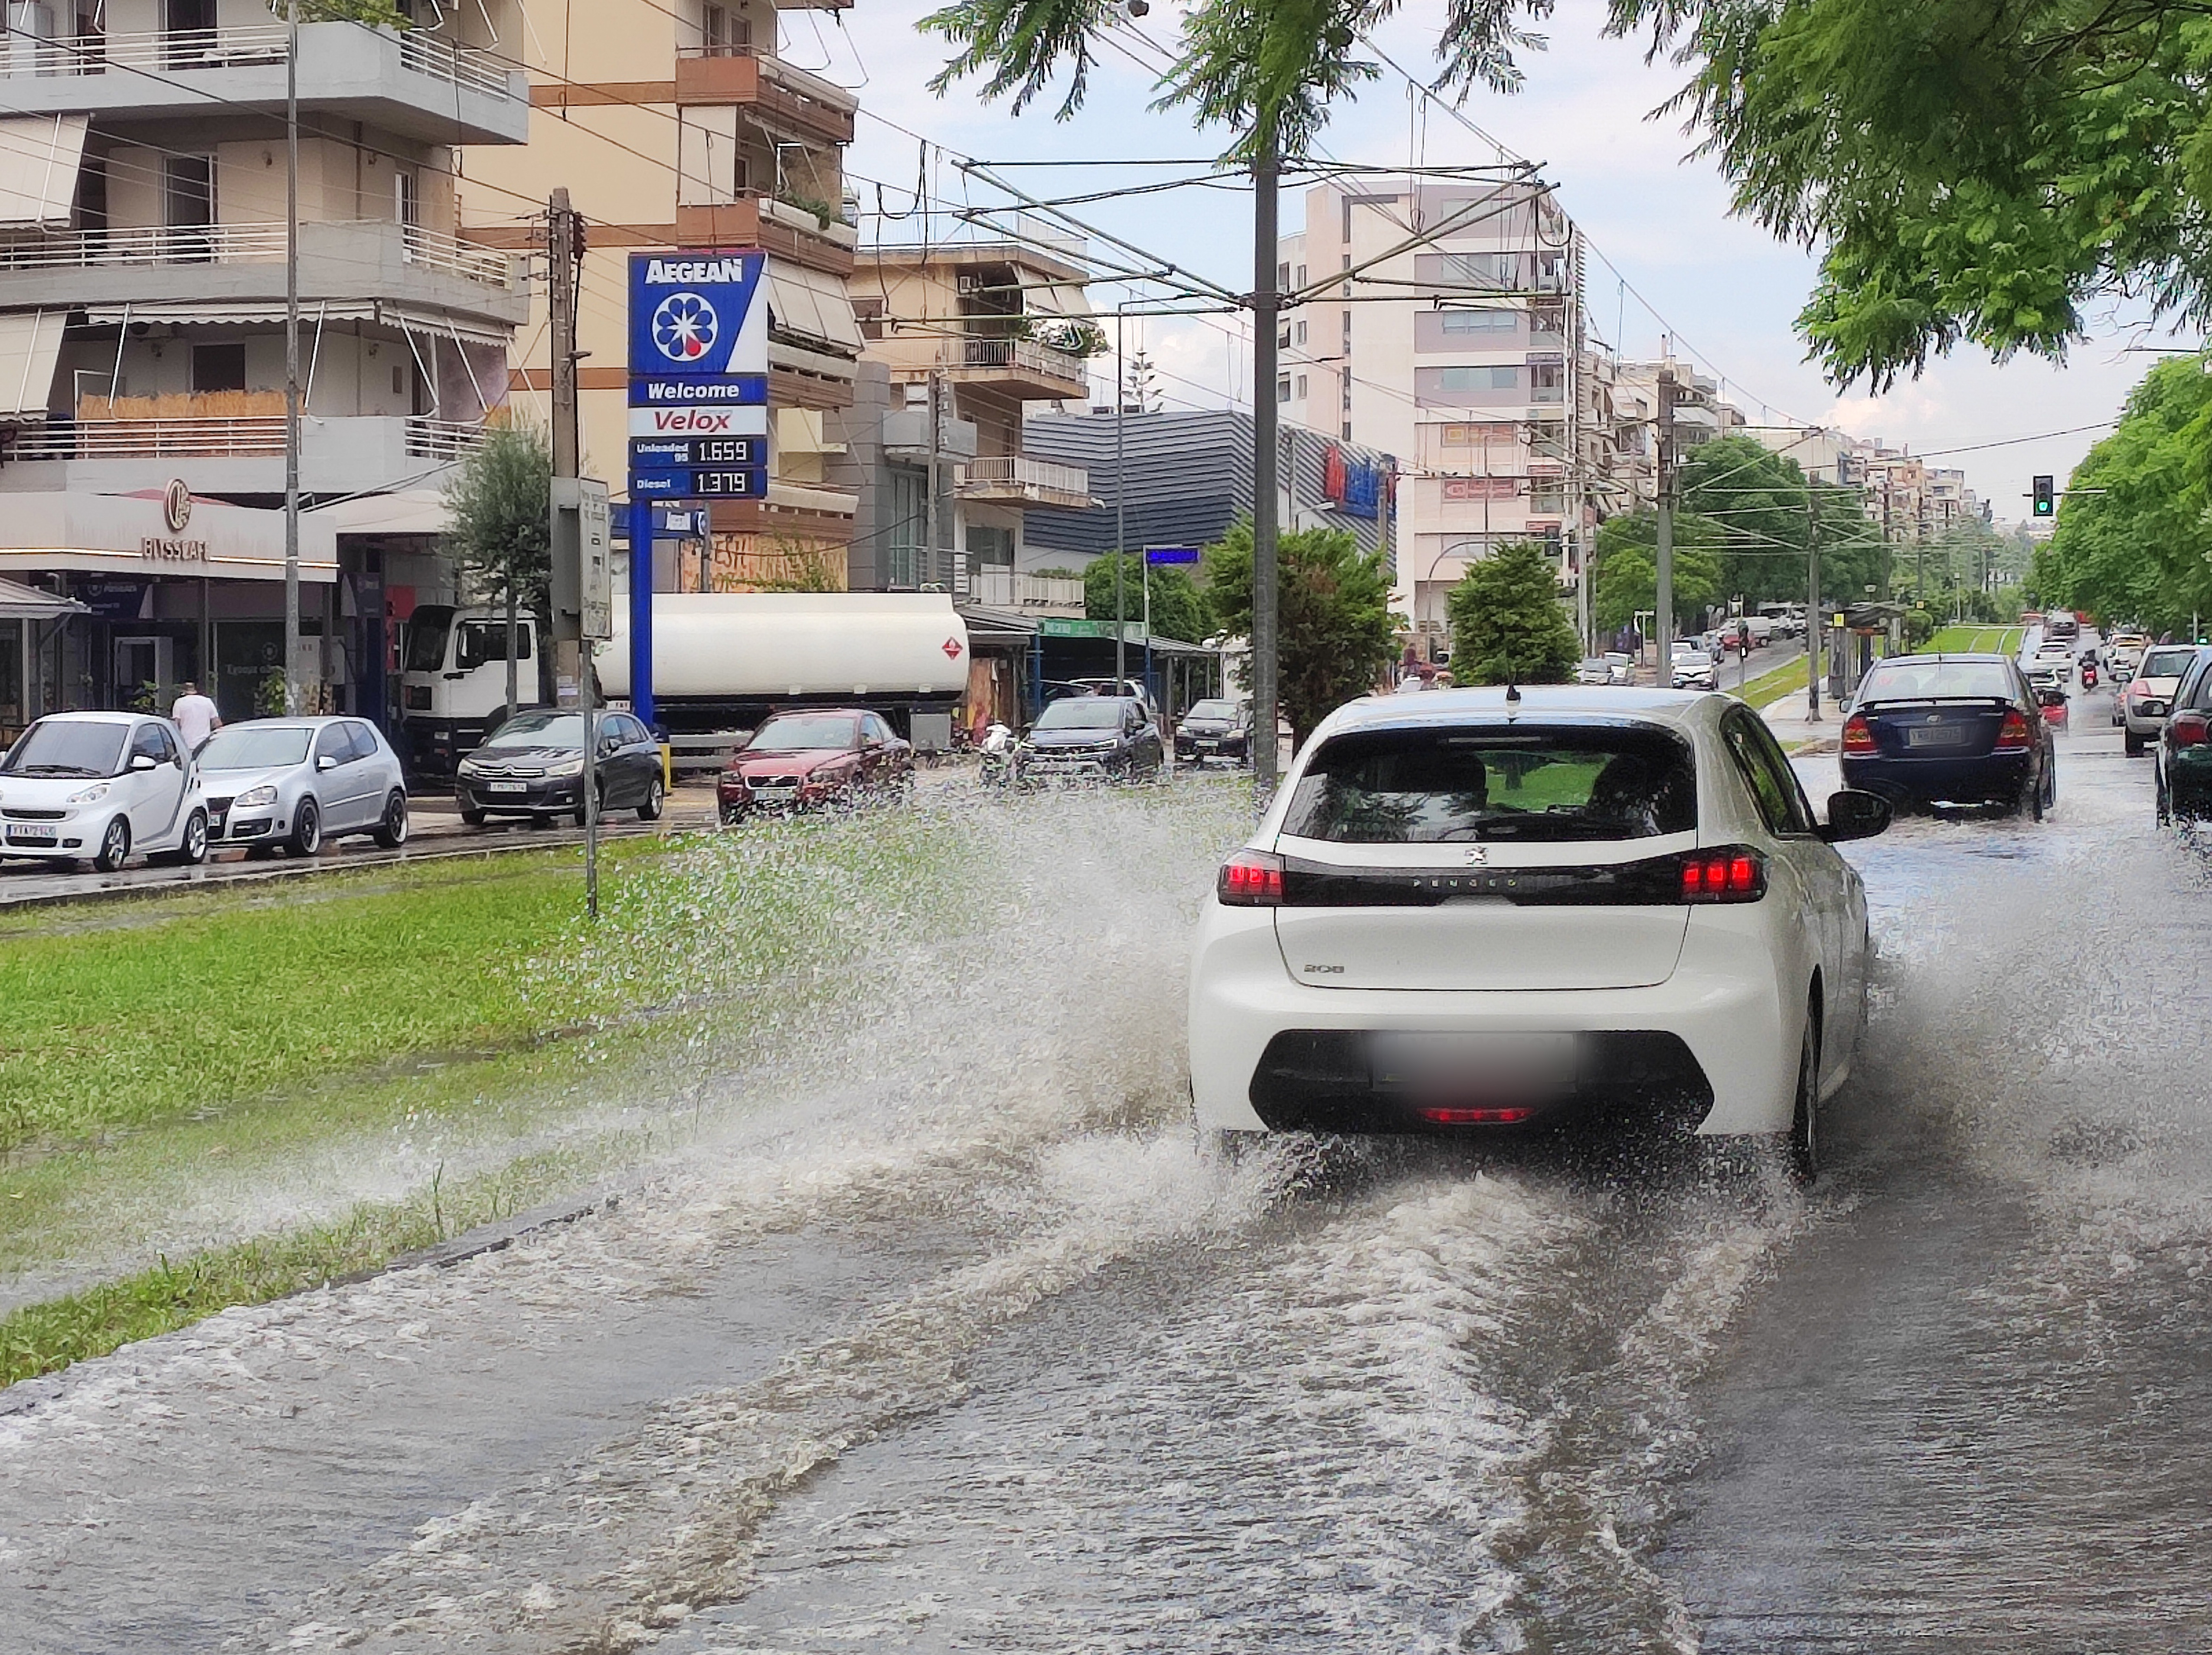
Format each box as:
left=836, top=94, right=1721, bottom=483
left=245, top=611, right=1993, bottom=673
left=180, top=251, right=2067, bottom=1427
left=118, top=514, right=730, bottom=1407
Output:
left=1758, top=688, right=1841, bottom=755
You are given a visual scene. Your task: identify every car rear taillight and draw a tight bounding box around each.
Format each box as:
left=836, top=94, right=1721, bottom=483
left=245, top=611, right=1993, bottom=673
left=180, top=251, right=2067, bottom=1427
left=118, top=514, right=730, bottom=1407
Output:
left=1679, top=847, right=1766, bottom=903
left=1218, top=849, right=1286, bottom=905
left=1419, top=1106, right=1536, bottom=1125
left=2171, top=711, right=2211, bottom=748
left=1840, top=713, right=1875, bottom=754
left=1994, top=708, right=2032, bottom=751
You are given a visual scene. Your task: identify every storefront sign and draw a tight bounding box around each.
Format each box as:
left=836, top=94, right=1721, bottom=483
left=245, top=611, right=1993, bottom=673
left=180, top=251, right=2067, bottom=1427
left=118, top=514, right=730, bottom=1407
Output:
left=140, top=535, right=209, bottom=561
left=627, top=251, right=768, bottom=395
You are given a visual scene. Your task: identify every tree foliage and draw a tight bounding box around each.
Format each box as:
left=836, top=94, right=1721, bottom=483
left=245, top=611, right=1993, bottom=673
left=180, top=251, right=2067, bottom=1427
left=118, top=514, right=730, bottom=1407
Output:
left=442, top=422, right=552, bottom=615
left=299, top=0, right=415, bottom=26
left=1202, top=520, right=1395, bottom=744
left=2032, top=358, right=2212, bottom=634
left=1592, top=511, right=1724, bottom=631
left=1610, top=0, right=2212, bottom=387
left=1671, top=434, right=1884, bottom=609
left=1445, top=541, right=1580, bottom=684
left=1083, top=552, right=1208, bottom=643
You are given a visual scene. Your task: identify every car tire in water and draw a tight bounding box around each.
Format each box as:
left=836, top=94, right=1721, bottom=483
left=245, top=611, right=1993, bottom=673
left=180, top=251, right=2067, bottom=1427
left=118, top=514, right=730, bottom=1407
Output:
left=92, top=816, right=131, bottom=873
left=637, top=775, right=664, bottom=822
left=373, top=790, right=409, bottom=848
left=1787, top=1001, right=1822, bottom=1185
left=2126, top=730, right=2146, bottom=757
left=289, top=798, right=322, bottom=857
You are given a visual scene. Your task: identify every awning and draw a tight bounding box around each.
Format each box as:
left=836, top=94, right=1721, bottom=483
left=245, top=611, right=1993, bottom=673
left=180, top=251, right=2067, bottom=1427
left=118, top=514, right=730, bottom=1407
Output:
left=0, top=114, right=88, bottom=230
left=765, top=262, right=863, bottom=356
left=0, top=575, right=85, bottom=620
left=84, top=301, right=513, bottom=348
left=0, top=310, right=65, bottom=421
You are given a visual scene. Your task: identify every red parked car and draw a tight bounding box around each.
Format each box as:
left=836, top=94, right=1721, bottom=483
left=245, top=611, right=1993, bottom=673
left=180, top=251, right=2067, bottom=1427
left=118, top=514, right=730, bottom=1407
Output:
left=717, top=708, right=913, bottom=825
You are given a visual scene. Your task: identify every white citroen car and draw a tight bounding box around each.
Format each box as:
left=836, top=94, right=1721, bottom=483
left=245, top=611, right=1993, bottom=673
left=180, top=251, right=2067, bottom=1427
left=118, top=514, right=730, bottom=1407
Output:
left=0, top=711, right=209, bottom=872
left=1187, top=688, right=1891, bottom=1178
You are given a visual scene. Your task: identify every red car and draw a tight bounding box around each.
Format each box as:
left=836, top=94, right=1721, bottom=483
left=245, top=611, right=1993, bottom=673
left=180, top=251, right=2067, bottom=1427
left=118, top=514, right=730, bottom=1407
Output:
left=717, top=708, right=913, bottom=824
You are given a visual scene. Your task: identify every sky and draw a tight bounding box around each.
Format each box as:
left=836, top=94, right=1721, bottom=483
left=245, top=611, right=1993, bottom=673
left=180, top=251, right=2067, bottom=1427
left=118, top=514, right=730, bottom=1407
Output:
left=789, top=0, right=2189, bottom=522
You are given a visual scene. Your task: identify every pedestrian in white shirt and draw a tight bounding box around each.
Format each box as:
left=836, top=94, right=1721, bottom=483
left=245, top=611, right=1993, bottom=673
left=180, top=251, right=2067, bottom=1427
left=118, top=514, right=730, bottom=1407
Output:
left=171, top=682, right=221, bottom=751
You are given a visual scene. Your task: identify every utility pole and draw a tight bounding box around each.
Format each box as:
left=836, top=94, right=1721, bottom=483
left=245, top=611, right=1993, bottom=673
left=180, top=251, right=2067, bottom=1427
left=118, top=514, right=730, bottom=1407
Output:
left=1655, top=361, right=1677, bottom=674
left=548, top=187, right=596, bottom=917
left=282, top=0, right=301, bottom=715
left=1251, top=133, right=1281, bottom=797
left=1806, top=488, right=1822, bottom=721
left=924, top=369, right=942, bottom=592
left=1114, top=307, right=1126, bottom=690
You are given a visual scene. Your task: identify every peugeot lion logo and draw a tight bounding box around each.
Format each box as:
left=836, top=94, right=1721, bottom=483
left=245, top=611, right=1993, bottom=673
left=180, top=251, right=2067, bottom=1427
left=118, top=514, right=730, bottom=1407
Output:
left=650, top=292, right=719, bottom=362
left=1464, top=845, right=1489, bottom=866
left=162, top=478, right=192, bottom=533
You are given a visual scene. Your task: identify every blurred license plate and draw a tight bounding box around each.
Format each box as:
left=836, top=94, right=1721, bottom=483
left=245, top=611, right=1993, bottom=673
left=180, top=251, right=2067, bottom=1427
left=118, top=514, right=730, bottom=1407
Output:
left=1196, top=740, right=1219, bottom=750
left=1372, top=1032, right=1577, bottom=1091
left=6, top=825, right=56, bottom=844
left=484, top=781, right=528, bottom=793
left=1905, top=725, right=1968, bottom=748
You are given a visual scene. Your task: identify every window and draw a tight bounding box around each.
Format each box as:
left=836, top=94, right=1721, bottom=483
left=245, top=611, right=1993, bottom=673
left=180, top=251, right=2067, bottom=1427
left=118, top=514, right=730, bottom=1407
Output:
left=1436, top=365, right=1519, bottom=392
left=1278, top=324, right=1291, bottom=348
left=137, top=723, right=178, bottom=765
left=1294, top=263, right=1307, bottom=289
left=1720, top=708, right=1813, bottom=835
left=314, top=724, right=354, bottom=766
left=1294, top=374, right=1307, bottom=398
left=1278, top=260, right=1291, bottom=288
left=1531, top=362, right=1564, bottom=404
left=853, top=296, right=886, bottom=341
left=454, top=620, right=531, bottom=670
left=1426, top=251, right=1516, bottom=288
left=1340, top=254, right=1351, bottom=297
left=887, top=467, right=926, bottom=586
left=1294, top=320, right=1307, bottom=345
left=1341, top=197, right=1355, bottom=241
left=1439, top=308, right=1518, bottom=334
left=1277, top=376, right=1291, bottom=403
left=1343, top=421, right=1353, bottom=439
left=163, top=153, right=213, bottom=259
left=1283, top=725, right=1698, bottom=844
left=864, top=714, right=894, bottom=745
left=75, top=158, right=107, bottom=238
left=190, top=343, right=246, bottom=394
left=394, top=169, right=418, bottom=227
left=701, top=2, right=750, bottom=52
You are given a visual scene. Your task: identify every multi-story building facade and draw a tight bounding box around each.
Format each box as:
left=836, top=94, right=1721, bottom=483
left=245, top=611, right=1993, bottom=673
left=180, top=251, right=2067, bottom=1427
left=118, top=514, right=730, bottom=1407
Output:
left=1277, top=176, right=1604, bottom=634
left=0, top=0, right=531, bottom=731
left=838, top=239, right=1094, bottom=596
left=460, top=0, right=864, bottom=594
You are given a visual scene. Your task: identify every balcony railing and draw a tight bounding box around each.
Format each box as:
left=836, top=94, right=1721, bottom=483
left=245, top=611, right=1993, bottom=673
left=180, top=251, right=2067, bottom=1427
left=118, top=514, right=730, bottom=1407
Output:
left=957, top=455, right=1092, bottom=499
left=967, top=568, right=1086, bottom=610
left=955, top=336, right=1090, bottom=383
left=2, top=24, right=517, bottom=101
left=11, top=414, right=487, bottom=462
left=0, top=221, right=510, bottom=286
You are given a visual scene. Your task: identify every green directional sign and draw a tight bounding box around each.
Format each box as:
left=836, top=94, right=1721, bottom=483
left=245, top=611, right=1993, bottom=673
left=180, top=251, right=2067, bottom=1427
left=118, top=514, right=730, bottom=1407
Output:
left=1039, top=617, right=1150, bottom=642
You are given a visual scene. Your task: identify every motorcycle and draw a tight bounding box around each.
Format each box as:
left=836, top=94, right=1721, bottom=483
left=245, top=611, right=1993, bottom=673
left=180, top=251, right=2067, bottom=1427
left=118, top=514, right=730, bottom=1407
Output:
left=978, top=721, right=1015, bottom=787
left=2081, top=661, right=2100, bottom=690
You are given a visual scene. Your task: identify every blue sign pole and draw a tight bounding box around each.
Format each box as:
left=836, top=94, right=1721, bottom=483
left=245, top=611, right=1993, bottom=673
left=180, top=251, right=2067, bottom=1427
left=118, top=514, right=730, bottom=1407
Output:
left=630, top=497, right=656, bottom=728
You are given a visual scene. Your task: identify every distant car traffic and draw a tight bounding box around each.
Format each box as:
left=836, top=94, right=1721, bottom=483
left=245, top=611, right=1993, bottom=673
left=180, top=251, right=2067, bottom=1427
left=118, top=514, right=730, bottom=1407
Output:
left=0, top=711, right=208, bottom=871
left=1671, top=644, right=1716, bottom=690
left=1015, top=695, right=1165, bottom=784
left=455, top=708, right=665, bottom=827
left=2044, top=609, right=2080, bottom=640
left=1841, top=655, right=2057, bottom=819
left=2156, top=650, right=2212, bottom=823
left=2121, top=643, right=2204, bottom=756
left=716, top=708, right=912, bottom=824
left=1187, top=688, right=1887, bottom=1179
left=1578, top=657, right=1615, bottom=686
left=194, top=717, right=409, bottom=855
left=1174, top=698, right=1251, bottom=766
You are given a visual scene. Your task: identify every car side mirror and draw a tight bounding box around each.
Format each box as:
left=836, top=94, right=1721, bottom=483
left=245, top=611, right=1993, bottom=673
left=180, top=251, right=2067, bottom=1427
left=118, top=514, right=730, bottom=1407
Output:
left=2037, top=688, right=2067, bottom=708
left=129, top=753, right=157, bottom=772
left=1820, top=789, right=1890, bottom=843
left=317, top=753, right=338, bottom=770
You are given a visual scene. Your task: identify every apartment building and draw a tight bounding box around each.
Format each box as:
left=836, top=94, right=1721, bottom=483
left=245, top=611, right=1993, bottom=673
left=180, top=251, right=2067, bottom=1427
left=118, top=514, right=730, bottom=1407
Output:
left=1278, top=176, right=1605, bottom=633
left=0, top=0, right=530, bottom=731
left=459, top=0, right=864, bottom=593
left=838, top=238, right=1095, bottom=596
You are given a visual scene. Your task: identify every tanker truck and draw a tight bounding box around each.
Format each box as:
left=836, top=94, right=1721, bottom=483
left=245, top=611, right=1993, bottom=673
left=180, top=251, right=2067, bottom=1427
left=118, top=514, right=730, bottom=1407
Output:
left=401, top=592, right=971, bottom=773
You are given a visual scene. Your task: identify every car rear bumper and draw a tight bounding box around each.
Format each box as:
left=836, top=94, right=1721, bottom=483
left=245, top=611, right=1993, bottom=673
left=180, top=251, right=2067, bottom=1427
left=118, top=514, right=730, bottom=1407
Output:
left=2166, top=749, right=2212, bottom=813
left=1841, top=751, right=2031, bottom=804
left=1188, top=905, right=1796, bottom=1137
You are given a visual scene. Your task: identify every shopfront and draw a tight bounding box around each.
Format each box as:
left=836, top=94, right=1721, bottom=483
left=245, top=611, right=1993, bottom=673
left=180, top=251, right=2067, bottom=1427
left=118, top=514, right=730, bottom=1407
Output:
left=0, top=487, right=339, bottom=727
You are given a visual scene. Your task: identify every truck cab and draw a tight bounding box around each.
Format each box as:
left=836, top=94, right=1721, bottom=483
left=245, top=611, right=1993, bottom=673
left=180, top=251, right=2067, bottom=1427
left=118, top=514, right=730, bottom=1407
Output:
left=400, top=604, right=544, bottom=774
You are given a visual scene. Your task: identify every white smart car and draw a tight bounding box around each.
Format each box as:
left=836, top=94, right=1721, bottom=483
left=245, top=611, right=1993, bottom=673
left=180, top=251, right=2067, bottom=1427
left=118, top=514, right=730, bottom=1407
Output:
left=0, top=711, right=209, bottom=871
left=1187, top=688, right=1891, bottom=1178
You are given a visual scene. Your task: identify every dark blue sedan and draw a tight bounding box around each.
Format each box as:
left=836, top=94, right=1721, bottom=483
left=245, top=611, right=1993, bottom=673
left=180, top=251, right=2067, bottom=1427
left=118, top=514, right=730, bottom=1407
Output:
left=1840, top=654, right=2057, bottom=819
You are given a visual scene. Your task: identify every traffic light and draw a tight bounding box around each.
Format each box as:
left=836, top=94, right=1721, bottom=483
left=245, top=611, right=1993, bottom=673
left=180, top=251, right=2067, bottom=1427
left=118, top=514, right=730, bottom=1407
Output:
left=2032, top=475, right=2055, bottom=517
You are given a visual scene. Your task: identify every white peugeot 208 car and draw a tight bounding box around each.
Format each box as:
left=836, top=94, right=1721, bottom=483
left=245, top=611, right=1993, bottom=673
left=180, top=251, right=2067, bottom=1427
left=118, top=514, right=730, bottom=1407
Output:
left=1188, top=688, right=1891, bottom=1178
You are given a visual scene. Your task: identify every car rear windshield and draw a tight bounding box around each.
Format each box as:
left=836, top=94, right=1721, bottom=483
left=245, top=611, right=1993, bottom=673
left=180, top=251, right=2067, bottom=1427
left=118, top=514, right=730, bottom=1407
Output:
left=1282, top=723, right=1697, bottom=843
left=2143, top=647, right=2199, bottom=679
left=1036, top=699, right=1126, bottom=730
left=748, top=715, right=858, bottom=751
left=1858, top=660, right=2016, bottom=702
left=196, top=726, right=313, bottom=770
left=1, top=720, right=128, bottom=778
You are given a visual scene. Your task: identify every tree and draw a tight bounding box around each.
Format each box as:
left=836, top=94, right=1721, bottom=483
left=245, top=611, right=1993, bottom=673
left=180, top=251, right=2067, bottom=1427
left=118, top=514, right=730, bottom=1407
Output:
left=1592, top=512, right=1723, bottom=632
left=441, top=421, right=551, bottom=717
left=1446, top=541, right=1580, bottom=685
left=2033, top=358, right=2212, bottom=635
left=300, top=0, right=415, bottom=26
left=1202, top=520, right=1395, bottom=746
left=1084, top=552, right=1208, bottom=644
left=1609, top=0, right=2212, bottom=387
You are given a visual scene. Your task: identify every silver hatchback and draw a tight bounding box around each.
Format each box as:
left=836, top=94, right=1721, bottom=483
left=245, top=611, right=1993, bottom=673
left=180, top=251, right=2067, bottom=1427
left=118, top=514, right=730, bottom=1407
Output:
left=194, top=717, right=409, bottom=854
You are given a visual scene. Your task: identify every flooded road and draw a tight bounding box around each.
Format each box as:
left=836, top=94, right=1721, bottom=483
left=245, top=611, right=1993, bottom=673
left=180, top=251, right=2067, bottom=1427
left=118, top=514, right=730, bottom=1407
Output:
left=5, top=705, right=2211, bottom=1652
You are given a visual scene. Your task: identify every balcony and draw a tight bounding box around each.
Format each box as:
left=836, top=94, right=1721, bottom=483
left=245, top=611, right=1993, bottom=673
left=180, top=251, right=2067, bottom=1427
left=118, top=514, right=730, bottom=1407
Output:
left=674, top=47, right=857, bottom=146
left=967, top=568, right=1085, bottom=610
left=955, top=455, right=1095, bottom=510
left=0, top=21, right=529, bottom=145
left=0, top=220, right=526, bottom=326
left=946, top=336, right=1091, bottom=402
left=674, top=194, right=858, bottom=278
left=6, top=415, right=486, bottom=494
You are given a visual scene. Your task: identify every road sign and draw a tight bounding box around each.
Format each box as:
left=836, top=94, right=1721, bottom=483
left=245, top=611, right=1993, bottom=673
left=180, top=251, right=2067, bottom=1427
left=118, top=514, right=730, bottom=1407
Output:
left=1144, top=545, right=1199, bottom=565
left=550, top=477, right=614, bottom=642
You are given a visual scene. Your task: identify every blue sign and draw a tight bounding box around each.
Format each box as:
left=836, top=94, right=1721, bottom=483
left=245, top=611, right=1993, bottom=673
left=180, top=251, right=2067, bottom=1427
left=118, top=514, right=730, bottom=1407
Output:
left=629, top=436, right=765, bottom=470
left=1144, top=545, right=1199, bottom=565
left=630, top=467, right=767, bottom=499
left=627, top=251, right=769, bottom=390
